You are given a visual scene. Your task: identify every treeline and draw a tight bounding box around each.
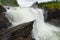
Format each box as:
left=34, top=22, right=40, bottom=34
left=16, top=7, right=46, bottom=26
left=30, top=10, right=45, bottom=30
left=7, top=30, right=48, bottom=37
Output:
left=36, top=1, right=60, bottom=9
left=0, top=0, right=18, bottom=6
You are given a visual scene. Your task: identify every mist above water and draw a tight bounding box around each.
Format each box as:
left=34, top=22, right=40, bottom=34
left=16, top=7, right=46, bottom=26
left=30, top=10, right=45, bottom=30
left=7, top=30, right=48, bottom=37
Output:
left=31, top=8, right=60, bottom=40
left=5, top=7, right=60, bottom=40
left=5, top=7, right=35, bottom=28
left=5, top=0, right=60, bottom=40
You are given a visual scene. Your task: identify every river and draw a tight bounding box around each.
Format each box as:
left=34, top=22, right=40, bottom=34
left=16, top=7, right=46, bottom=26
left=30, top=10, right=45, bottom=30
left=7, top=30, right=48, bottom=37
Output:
left=4, top=0, right=60, bottom=40
left=5, top=7, right=60, bottom=40
left=31, top=8, right=60, bottom=40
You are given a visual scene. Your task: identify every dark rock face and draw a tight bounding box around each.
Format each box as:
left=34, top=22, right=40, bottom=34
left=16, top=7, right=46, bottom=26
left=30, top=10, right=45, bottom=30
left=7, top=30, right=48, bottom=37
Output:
left=13, top=34, right=35, bottom=40
left=47, top=8, right=60, bottom=19
left=0, top=21, right=34, bottom=40
left=0, top=13, right=11, bottom=29
left=44, top=8, right=60, bottom=22
left=44, top=8, right=60, bottom=27
left=0, top=5, right=6, bottom=13
left=9, top=21, right=34, bottom=40
left=0, top=5, right=11, bottom=29
left=0, top=5, right=34, bottom=40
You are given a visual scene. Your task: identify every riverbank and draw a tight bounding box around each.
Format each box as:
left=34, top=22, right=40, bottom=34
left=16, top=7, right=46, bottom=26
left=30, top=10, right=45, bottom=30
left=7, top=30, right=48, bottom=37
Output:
left=34, top=1, right=60, bottom=24
left=37, top=1, right=60, bottom=9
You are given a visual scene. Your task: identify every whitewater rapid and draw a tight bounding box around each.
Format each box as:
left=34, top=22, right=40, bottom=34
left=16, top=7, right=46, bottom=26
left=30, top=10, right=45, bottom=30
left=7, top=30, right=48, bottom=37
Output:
left=5, top=7, right=60, bottom=40
left=5, top=7, right=35, bottom=28
left=31, top=9, right=60, bottom=40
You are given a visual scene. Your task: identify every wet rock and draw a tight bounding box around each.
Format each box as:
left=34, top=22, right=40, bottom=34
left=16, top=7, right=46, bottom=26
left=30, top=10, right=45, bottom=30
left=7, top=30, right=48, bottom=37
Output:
left=44, top=8, right=60, bottom=27
left=0, top=5, right=6, bottom=13
left=47, top=8, right=60, bottom=19
left=0, top=21, right=34, bottom=40
left=9, top=21, right=34, bottom=40
left=0, top=5, right=11, bottom=29
left=13, top=34, right=35, bottom=40
left=0, top=13, right=11, bottom=29
left=0, top=5, right=34, bottom=40
left=44, top=8, right=60, bottom=22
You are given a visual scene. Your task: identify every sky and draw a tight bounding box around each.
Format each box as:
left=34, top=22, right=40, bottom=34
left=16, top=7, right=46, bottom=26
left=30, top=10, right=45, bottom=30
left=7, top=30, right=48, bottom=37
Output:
left=17, top=0, right=53, bottom=7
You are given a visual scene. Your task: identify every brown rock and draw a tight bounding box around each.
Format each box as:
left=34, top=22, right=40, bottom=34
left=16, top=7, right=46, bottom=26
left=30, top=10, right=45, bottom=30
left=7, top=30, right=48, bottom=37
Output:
left=13, top=34, right=35, bottom=40
left=0, top=21, right=34, bottom=40
left=0, top=13, right=11, bottom=29
left=0, top=5, right=34, bottom=40
left=0, top=5, right=11, bottom=29
left=1, top=14, right=11, bottom=29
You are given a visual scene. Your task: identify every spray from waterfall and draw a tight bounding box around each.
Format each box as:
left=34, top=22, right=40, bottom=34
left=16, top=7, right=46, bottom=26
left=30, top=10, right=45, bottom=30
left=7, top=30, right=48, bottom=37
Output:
left=32, top=9, right=60, bottom=40
left=4, top=0, right=60, bottom=40
left=5, top=5, right=60, bottom=40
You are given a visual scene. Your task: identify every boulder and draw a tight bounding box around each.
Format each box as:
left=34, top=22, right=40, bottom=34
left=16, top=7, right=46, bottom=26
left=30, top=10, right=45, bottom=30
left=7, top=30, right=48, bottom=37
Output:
left=0, top=5, right=34, bottom=40
left=0, top=5, right=6, bottom=13
left=0, top=5, right=11, bottom=29
left=44, top=8, right=60, bottom=22
left=0, top=21, right=34, bottom=40
left=44, top=8, right=60, bottom=27
left=14, top=34, right=35, bottom=40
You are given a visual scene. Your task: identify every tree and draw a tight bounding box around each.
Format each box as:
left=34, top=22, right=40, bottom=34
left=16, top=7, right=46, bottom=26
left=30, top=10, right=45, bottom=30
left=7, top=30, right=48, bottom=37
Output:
left=1, top=0, right=18, bottom=6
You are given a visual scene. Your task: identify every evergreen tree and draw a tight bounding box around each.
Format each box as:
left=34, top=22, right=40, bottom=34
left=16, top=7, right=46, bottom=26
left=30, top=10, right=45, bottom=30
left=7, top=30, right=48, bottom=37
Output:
left=1, top=0, right=18, bottom=6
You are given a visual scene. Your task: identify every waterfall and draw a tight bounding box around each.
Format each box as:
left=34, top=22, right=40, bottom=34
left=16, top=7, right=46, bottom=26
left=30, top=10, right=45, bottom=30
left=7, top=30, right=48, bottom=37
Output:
left=5, top=7, right=60, bottom=40
left=5, top=0, right=60, bottom=40
left=31, top=8, right=60, bottom=40
left=5, top=7, right=35, bottom=28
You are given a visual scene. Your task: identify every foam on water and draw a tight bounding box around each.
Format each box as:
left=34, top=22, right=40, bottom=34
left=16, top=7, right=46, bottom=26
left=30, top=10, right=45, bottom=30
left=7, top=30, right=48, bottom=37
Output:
left=31, top=8, right=60, bottom=40
left=5, top=7, right=35, bottom=28
left=4, top=0, right=60, bottom=40
left=5, top=7, right=60, bottom=40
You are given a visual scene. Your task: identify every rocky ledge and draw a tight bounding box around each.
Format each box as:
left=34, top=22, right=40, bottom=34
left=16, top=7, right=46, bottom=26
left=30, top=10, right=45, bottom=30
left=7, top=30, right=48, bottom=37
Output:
left=0, top=5, right=11, bottom=30
left=44, top=8, right=60, bottom=27
left=0, top=21, right=34, bottom=40
left=0, top=5, right=35, bottom=40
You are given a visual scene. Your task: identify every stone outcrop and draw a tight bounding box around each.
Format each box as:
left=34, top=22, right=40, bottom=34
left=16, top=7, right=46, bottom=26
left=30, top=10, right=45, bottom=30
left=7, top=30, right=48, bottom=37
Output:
left=0, top=5, right=35, bottom=40
left=0, top=5, right=6, bottom=13
left=0, top=21, right=34, bottom=40
left=0, top=5, right=11, bottom=29
left=44, top=8, right=60, bottom=27
left=44, top=8, right=60, bottom=22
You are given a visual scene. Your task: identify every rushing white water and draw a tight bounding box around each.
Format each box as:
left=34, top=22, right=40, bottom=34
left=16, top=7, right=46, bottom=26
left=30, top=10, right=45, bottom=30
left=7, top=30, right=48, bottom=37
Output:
left=5, top=7, right=60, bottom=40
left=5, top=7, right=35, bottom=28
left=31, top=8, right=60, bottom=40
left=5, top=0, right=60, bottom=40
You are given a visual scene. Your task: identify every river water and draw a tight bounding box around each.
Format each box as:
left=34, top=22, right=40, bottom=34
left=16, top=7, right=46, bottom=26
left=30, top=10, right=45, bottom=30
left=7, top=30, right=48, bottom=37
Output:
left=5, top=7, right=60, bottom=40
left=31, top=8, right=60, bottom=40
left=5, top=0, right=60, bottom=40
